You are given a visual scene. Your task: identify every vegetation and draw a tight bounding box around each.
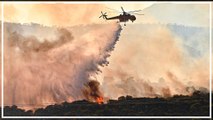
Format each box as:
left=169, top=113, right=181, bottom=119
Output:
left=1, top=91, right=210, bottom=116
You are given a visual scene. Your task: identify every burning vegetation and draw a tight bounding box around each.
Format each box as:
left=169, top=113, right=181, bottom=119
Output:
left=96, top=96, right=104, bottom=104
left=83, top=80, right=104, bottom=104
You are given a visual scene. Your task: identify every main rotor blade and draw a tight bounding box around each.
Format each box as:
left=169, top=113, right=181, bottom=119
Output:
left=106, top=7, right=120, bottom=12
left=121, top=6, right=125, bottom=12
left=132, top=13, right=144, bottom=15
left=128, top=10, right=142, bottom=13
left=107, top=11, right=122, bottom=14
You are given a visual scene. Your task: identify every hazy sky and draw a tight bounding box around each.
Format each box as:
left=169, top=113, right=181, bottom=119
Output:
left=2, top=2, right=211, bottom=27
left=104, top=3, right=210, bottom=27
left=104, top=2, right=154, bottom=12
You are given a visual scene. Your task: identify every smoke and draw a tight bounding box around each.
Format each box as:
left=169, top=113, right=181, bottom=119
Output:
left=82, top=80, right=103, bottom=103
left=99, top=24, right=210, bottom=99
left=3, top=22, right=121, bottom=110
left=7, top=28, right=73, bottom=52
left=4, top=4, right=104, bottom=27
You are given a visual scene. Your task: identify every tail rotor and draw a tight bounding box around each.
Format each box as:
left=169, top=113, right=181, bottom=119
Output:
left=99, top=11, right=107, bottom=19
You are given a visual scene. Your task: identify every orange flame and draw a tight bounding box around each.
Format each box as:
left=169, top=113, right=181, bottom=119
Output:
left=96, top=97, right=104, bottom=104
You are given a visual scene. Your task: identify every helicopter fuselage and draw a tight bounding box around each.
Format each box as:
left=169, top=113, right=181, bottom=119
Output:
left=106, top=13, right=136, bottom=23
left=118, top=14, right=136, bottom=22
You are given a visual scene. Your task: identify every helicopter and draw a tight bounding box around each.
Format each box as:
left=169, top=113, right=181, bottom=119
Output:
left=99, top=7, right=144, bottom=26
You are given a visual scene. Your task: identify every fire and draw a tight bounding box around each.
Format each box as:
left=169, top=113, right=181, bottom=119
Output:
left=96, top=96, right=104, bottom=104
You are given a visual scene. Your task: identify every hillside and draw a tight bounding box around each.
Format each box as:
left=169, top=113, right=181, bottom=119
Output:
left=2, top=90, right=210, bottom=116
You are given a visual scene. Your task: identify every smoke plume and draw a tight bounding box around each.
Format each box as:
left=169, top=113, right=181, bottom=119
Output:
left=3, top=22, right=121, bottom=110
left=99, top=24, right=210, bottom=99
